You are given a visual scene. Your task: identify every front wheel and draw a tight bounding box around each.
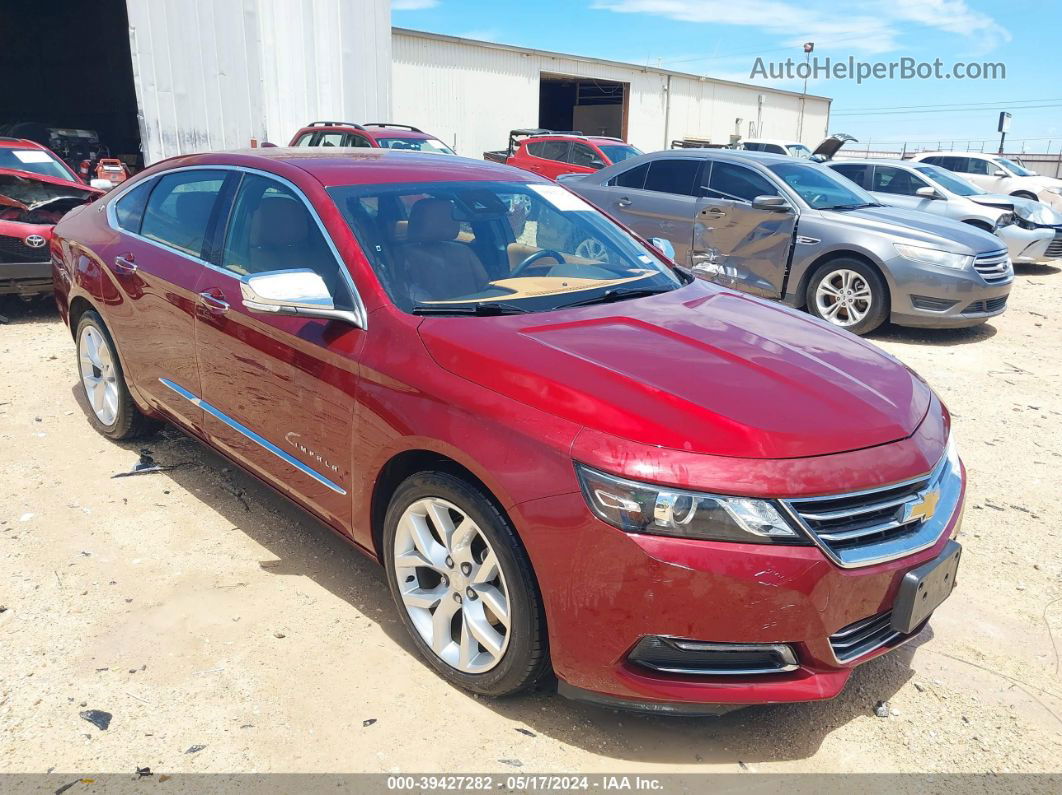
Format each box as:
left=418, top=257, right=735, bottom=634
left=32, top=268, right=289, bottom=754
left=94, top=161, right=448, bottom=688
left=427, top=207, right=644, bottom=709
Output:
left=383, top=472, right=549, bottom=697
left=805, top=259, right=889, bottom=335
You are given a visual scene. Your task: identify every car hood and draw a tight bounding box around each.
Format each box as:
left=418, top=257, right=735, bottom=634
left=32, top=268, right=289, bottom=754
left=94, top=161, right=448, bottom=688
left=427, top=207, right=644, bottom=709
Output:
left=969, top=193, right=1062, bottom=225
left=817, top=205, right=1002, bottom=253
left=418, top=282, right=932, bottom=459
left=0, top=167, right=100, bottom=214
left=810, top=133, right=857, bottom=161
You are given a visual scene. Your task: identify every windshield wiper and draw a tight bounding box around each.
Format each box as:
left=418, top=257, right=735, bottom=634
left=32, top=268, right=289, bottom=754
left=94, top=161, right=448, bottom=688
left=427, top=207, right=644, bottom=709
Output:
left=411, top=301, right=531, bottom=316
left=827, top=202, right=880, bottom=210
left=559, top=286, right=673, bottom=308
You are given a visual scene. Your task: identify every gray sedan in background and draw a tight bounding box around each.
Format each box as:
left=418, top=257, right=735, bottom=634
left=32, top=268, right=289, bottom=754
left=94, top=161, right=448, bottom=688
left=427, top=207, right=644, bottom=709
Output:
left=560, top=150, right=1012, bottom=334
left=829, top=159, right=1062, bottom=265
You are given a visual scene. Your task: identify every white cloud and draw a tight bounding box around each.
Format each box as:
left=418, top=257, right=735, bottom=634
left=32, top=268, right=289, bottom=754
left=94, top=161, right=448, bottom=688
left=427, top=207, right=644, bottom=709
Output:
left=592, top=0, right=1010, bottom=55
left=393, top=0, right=439, bottom=10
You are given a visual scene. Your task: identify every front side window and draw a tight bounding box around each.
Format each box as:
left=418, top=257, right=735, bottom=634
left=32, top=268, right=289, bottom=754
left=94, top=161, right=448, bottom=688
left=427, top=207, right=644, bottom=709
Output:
left=220, top=173, right=348, bottom=301
left=914, top=165, right=983, bottom=196
left=707, top=162, right=779, bottom=203
left=961, top=157, right=990, bottom=175
left=140, top=170, right=227, bottom=257
left=114, top=180, right=153, bottom=233
left=872, top=166, right=930, bottom=195
left=768, top=162, right=877, bottom=210
left=376, top=137, right=455, bottom=155
left=293, top=133, right=315, bottom=147
left=830, top=163, right=870, bottom=187
left=568, top=143, right=604, bottom=169
left=328, top=179, right=684, bottom=314
left=317, top=132, right=346, bottom=147
left=786, top=144, right=813, bottom=158
left=642, top=159, right=702, bottom=196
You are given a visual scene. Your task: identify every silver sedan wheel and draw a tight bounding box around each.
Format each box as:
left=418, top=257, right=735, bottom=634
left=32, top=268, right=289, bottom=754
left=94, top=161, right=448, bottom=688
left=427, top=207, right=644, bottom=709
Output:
left=393, top=497, right=511, bottom=674
left=78, top=326, right=120, bottom=426
left=814, top=269, right=872, bottom=327
left=575, top=236, right=609, bottom=262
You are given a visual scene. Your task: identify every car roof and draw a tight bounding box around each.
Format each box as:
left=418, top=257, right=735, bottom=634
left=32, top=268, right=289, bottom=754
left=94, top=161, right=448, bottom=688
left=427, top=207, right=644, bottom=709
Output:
left=525, top=134, right=627, bottom=145
left=912, top=151, right=994, bottom=158
left=831, top=158, right=912, bottom=168
left=653, top=148, right=801, bottom=166
left=160, top=148, right=536, bottom=187
left=742, top=139, right=802, bottom=146
left=0, top=137, right=47, bottom=149
left=298, top=124, right=434, bottom=140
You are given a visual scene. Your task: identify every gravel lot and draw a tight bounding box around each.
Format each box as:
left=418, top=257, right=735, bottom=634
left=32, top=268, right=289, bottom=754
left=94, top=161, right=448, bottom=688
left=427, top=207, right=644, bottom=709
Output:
left=1, top=266, right=1060, bottom=776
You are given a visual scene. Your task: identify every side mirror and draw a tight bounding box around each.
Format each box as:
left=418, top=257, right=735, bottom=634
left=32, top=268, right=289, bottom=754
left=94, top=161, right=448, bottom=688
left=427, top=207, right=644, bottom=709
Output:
left=240, top=268, right=363, bottom=328
left=751, top=195, right=791, bottom=212
left=915, top=186, right=942, bottom=199
left=993, top=170, right=1007, bottom=177
left=649, top=237, right=676, bottom=260
left=89, top=178, right=113, bottom=190
left=589, top=159, right=605, bottom=170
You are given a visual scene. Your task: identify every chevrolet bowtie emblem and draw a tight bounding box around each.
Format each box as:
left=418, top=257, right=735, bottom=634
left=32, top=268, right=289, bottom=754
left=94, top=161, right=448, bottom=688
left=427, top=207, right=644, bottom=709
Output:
left=905, top=489, right=940, bottom=523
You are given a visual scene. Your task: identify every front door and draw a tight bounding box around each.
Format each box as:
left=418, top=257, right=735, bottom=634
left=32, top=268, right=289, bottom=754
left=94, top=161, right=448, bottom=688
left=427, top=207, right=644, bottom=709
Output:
left=193, top=171, right=364, bottom=529
left=100, top=169, right=231, bottom=429
left=696, top=160, right=796, bottom=298
left=869, top=165, right=944, bottom=218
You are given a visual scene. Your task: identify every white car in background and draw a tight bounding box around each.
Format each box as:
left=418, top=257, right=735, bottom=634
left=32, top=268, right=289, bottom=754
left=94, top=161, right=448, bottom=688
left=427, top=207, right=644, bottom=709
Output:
left=830, top=159, right=1062, bottom=264
left=909, top=151, right=1062, bottom=213
left=737, top=134, right=855, bottom=161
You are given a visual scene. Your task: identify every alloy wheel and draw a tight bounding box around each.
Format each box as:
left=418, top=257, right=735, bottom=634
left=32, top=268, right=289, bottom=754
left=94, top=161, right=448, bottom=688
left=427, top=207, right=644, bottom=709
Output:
left=78, top=325, right=120, bottom=426
left=393, top=497, right=512, bottom=673
left=574, top=236, right=609, bottom=262
left=814, top=268, right=873, bottom=327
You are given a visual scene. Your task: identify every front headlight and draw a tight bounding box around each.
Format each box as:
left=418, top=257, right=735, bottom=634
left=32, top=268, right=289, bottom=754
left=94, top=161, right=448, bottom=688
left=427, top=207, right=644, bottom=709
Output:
left=575, top=464, right=806, bottom=544
left=1044, top=186, right=1062, bottom=196
left=894, top=243, right=973, bottom=270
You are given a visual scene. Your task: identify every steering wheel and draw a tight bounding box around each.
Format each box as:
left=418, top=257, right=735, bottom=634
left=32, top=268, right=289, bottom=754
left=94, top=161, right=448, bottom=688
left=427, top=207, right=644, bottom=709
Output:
left=510, top=249, right=565, bottom=278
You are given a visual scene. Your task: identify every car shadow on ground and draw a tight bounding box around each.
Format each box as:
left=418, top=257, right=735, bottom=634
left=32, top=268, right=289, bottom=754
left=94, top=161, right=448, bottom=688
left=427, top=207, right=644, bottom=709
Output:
left=0, top=295, right=59, bottom=325
left=69, top=381, right=924, bottom=766
left=868, top=321, right=996, bottom=348
left=1013, top=262, right=1060, bottom=277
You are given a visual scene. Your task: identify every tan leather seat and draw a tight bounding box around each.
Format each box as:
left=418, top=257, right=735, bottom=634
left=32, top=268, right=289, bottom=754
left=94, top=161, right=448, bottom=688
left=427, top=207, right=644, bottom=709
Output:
left=247, top=196, right=311, bottom=273
left=400, top=198, right=489, bottom=302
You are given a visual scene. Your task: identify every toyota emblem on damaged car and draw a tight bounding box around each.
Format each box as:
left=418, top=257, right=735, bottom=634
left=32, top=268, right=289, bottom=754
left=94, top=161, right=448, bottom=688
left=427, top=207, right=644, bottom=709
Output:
left=24, top=234, right=47, bottom=248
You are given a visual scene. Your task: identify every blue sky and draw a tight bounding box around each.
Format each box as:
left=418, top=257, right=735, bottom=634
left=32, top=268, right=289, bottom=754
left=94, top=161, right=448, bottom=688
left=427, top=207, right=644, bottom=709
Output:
left=392, top=0, right=1062, bottom=153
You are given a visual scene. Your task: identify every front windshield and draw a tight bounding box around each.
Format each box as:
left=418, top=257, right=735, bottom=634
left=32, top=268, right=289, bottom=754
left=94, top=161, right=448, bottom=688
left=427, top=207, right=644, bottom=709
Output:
left=599, top=144, right=642, bottom=164
left=914, top=165, right=983, bottom=196
left=329, top=180, right=684, bottom=314
left=377, top=137, right=456, bottom=155
left=767, top=162, right=878, bottom=209
left=786, top=144, right=813, bottom=158
left=994, top=157, right=1034, bottom=177
left=0, top=147, right=73, bottom=180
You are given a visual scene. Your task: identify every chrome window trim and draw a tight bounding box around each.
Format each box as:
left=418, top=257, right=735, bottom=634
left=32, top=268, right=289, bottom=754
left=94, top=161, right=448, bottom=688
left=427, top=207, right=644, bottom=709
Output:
left=779, top=446, right=959, bottom=569
left=104, top=164, right=368, bottom=329
left=159, top=378, right=347, bottom=495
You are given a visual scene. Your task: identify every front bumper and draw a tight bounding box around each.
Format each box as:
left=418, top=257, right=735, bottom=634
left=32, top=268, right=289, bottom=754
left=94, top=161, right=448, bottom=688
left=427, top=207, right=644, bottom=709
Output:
left=997, top=224, right=1055, bottom=264
left=0, top=260, right=53, bottom=295
left=513, top=473, right=964, bottom=711
left=884, top=253, right=1012, bottom=328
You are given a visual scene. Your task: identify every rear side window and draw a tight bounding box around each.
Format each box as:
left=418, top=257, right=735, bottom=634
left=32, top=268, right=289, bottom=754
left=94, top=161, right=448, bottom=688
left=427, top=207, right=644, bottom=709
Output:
left=830, top=163, right=870, bottom=188
left=140, top=170, right=226, bottom=258
left=642, top=159, right=701, bottom=196
left=349, top=134, right=373, bottom=148
left=113, top=180, right=153, bottom=233
left=526, top=141, right=569, bottom=161
left=872, top=166, right=929, bottom=195
left=610, top=162, right=649, bottom=189
left=706, top=162, right=778, bottom=202
left=742, top=143, right=764, bottom=152
left=221, top=173, right=349, bottom=302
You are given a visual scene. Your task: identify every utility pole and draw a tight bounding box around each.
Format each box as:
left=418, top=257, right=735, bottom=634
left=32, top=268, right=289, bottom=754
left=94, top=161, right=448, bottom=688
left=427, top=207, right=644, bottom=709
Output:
left=998, top=111, right=1011, bottom=154
left=796, top=42, right=813, bottom=142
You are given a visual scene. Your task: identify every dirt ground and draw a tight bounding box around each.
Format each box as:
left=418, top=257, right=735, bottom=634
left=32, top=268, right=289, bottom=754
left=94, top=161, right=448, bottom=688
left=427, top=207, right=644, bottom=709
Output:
left=1, top=266, right=1060, bottom=777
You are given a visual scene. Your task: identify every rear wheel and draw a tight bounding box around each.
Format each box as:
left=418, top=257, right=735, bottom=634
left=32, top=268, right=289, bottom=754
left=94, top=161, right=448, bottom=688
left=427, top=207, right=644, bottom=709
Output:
left=76, top=311, right=159, bottom=440
left=383, top=472, right=548, bottom=696
left=805, top=258, right=889, bottom=335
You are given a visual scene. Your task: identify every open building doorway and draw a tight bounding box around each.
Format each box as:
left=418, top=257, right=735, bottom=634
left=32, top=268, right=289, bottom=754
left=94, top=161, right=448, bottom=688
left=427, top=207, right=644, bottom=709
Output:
left=0, top=0, right=142, bottom=173
left=538, top=74, right=628, bottom=140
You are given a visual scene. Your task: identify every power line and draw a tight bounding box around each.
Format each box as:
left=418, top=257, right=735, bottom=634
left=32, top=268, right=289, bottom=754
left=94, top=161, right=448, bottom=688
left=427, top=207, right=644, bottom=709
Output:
left=834, top=103, right=1062, bottom=117
left=836, top=96, right=1062, bottom=113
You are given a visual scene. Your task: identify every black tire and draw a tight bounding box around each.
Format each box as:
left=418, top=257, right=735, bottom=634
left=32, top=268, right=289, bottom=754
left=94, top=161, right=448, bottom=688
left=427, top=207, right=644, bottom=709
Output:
left=805, top=257, right=889, bottom=336
left=382, top=471, right=549, bottom=697
left=75, top=310, right=159, bottom=440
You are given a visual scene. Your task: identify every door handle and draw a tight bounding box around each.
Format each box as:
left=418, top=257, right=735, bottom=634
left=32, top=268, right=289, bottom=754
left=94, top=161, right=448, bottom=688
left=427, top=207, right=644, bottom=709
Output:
left=113, top=254, right=137, bottom=274
left=198, top=290, right=229, bottom=312
left=617, top=197, right=632, bottom=208
left=702, top=207, right=726, bottom=217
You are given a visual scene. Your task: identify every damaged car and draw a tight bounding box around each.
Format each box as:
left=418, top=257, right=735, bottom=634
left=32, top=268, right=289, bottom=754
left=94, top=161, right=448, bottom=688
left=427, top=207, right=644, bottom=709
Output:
left=0, top=137, right=102, bottom=297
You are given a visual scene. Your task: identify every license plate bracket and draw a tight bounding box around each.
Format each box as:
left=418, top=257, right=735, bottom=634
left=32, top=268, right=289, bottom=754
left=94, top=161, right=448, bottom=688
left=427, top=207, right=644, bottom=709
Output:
left=891, top=540, right=962, bottom=635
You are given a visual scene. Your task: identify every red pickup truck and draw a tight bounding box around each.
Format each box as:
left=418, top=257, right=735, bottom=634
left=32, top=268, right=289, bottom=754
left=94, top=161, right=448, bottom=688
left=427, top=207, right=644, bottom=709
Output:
left=485, top=129, right=641, bottom=181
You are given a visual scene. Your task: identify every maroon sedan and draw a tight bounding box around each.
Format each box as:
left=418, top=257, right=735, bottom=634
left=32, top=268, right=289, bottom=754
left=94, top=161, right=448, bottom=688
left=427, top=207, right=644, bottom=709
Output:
left=51, top=148, right=964, bottom=713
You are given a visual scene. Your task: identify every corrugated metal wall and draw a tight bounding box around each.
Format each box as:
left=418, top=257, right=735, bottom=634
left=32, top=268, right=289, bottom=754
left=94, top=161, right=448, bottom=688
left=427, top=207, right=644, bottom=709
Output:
left=126, top=0, right=391, bottom=164
left=392, top=30, right=830, bottom=160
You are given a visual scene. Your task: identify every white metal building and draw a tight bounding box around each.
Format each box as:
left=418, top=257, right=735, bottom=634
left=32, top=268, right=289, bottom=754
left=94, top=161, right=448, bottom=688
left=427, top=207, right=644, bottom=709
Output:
left=392, top=28, right=831, bottom=160
left=0, top=1, right=830, bottom=167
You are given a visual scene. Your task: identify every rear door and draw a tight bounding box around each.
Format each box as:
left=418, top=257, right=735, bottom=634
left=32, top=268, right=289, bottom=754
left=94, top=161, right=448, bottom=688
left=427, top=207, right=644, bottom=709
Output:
left=696, top=159, right=796, bottom=298
left=521, top=140, right=572, bottom=179
left=101, top=168, right=231, bottom=429
left=599, top=158, right=706, bottom=266
left=192, top=170, right=363, bottom=528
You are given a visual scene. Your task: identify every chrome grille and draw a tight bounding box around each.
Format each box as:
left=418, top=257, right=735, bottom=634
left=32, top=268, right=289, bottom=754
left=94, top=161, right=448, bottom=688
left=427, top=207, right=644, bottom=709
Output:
left=829, top=611, right=904, bottom=662
left=782, top=446, right=961, bottom=568
left=1046, top=231, right=1062, bottom=259
left=972, top=250, right=1011, bottom=283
